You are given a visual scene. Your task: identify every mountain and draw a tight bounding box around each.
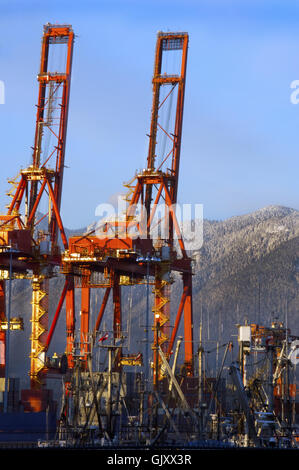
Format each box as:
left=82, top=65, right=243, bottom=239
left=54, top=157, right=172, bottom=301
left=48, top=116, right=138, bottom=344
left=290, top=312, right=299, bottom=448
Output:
left=7, top=205, right=299, bottom=385
left=192, top=205, right=299, bottom=340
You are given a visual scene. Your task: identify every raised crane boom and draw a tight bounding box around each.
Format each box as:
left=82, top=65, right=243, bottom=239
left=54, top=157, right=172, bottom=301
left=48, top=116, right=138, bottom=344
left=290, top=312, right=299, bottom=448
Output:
left=63, top=32, right=194, bottom=385
left=0, top=24, right=74, bottom=393
left=146, top=32, right=188, bottom=204
left=30, top=24, right=74, bottom=251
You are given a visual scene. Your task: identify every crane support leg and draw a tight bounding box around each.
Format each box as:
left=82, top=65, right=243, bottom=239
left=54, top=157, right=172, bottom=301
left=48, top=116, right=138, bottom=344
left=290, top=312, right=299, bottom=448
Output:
left=183, top=272, right=193, bottom=374
left=66, top=275, right=75, bottom=369
left=30, top=276, right=48, bottom=388
left=113, top=275, right=121, bottom=340
left=80, top=281, right=90, bottom=365
left=152, top=264, right=170, bottom=382
left=0, top=281, right=5, bottom=378
left=113, top=274, right=122, bottom=369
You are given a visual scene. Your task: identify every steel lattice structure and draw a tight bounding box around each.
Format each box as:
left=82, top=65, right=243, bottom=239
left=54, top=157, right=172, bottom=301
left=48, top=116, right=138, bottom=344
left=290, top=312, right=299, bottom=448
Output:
left=0, top=25, right=74, bottom=402
left=63, top=32, right=194, bottom=384
left=0, top=30, right=194, bottom=411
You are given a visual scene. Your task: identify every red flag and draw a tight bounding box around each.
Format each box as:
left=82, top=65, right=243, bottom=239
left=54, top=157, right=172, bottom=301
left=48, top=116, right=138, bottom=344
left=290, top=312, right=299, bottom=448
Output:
left=99, top=333, right=109, bottom=343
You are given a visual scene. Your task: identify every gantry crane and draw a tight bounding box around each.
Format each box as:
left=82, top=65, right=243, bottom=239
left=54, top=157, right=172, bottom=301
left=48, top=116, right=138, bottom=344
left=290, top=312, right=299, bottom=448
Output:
left=62, top=32, right=194, bottom=386
left=0, top=24, right=74, bottom=408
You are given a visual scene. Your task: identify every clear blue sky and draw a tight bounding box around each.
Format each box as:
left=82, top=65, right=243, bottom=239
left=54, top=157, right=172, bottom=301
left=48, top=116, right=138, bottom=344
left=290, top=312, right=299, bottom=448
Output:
left=1, top=0, right=299, bottom=228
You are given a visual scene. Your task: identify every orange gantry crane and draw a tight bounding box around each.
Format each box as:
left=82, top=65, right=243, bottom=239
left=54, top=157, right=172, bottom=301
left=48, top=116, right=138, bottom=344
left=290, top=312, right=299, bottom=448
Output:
left=0, top=24, right=74, bottom=409
left=0, top=30, right=194, bottom=410
left=62, top=32, right=194, bottom=384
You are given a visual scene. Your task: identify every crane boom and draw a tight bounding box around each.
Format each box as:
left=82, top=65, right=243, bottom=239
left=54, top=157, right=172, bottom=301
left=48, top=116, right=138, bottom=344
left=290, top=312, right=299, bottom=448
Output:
left=0, top=24, right=74, bottom=394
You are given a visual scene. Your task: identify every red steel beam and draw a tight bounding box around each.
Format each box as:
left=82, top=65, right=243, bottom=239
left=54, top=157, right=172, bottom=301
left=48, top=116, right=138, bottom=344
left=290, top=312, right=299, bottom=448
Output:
left=50, top=29, right=74, bottom=248
left=93, top=287, right=111, bottom=336
left=167, top=284, right=188, bottom=357
left=7, top=176, right=26, bottom=217
left=170, top=34, right=188, bottom=205
left=46, top=178, right=68, bottom=249
left=27, top=178, right=47, bottom=226
left=65, top=275, right=75, bottom=368
left=162, top=181, right=187, bottom=258
left=45, top=278, right=69, bottom=350
left=182, top=272, right=193, bottom=371
left=80, top=282, right=90, bottom=364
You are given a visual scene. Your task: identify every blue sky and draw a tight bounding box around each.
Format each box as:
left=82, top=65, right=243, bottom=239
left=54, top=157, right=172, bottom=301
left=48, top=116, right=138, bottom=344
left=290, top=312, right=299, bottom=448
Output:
left=1, top=0, right=299, bottom=228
